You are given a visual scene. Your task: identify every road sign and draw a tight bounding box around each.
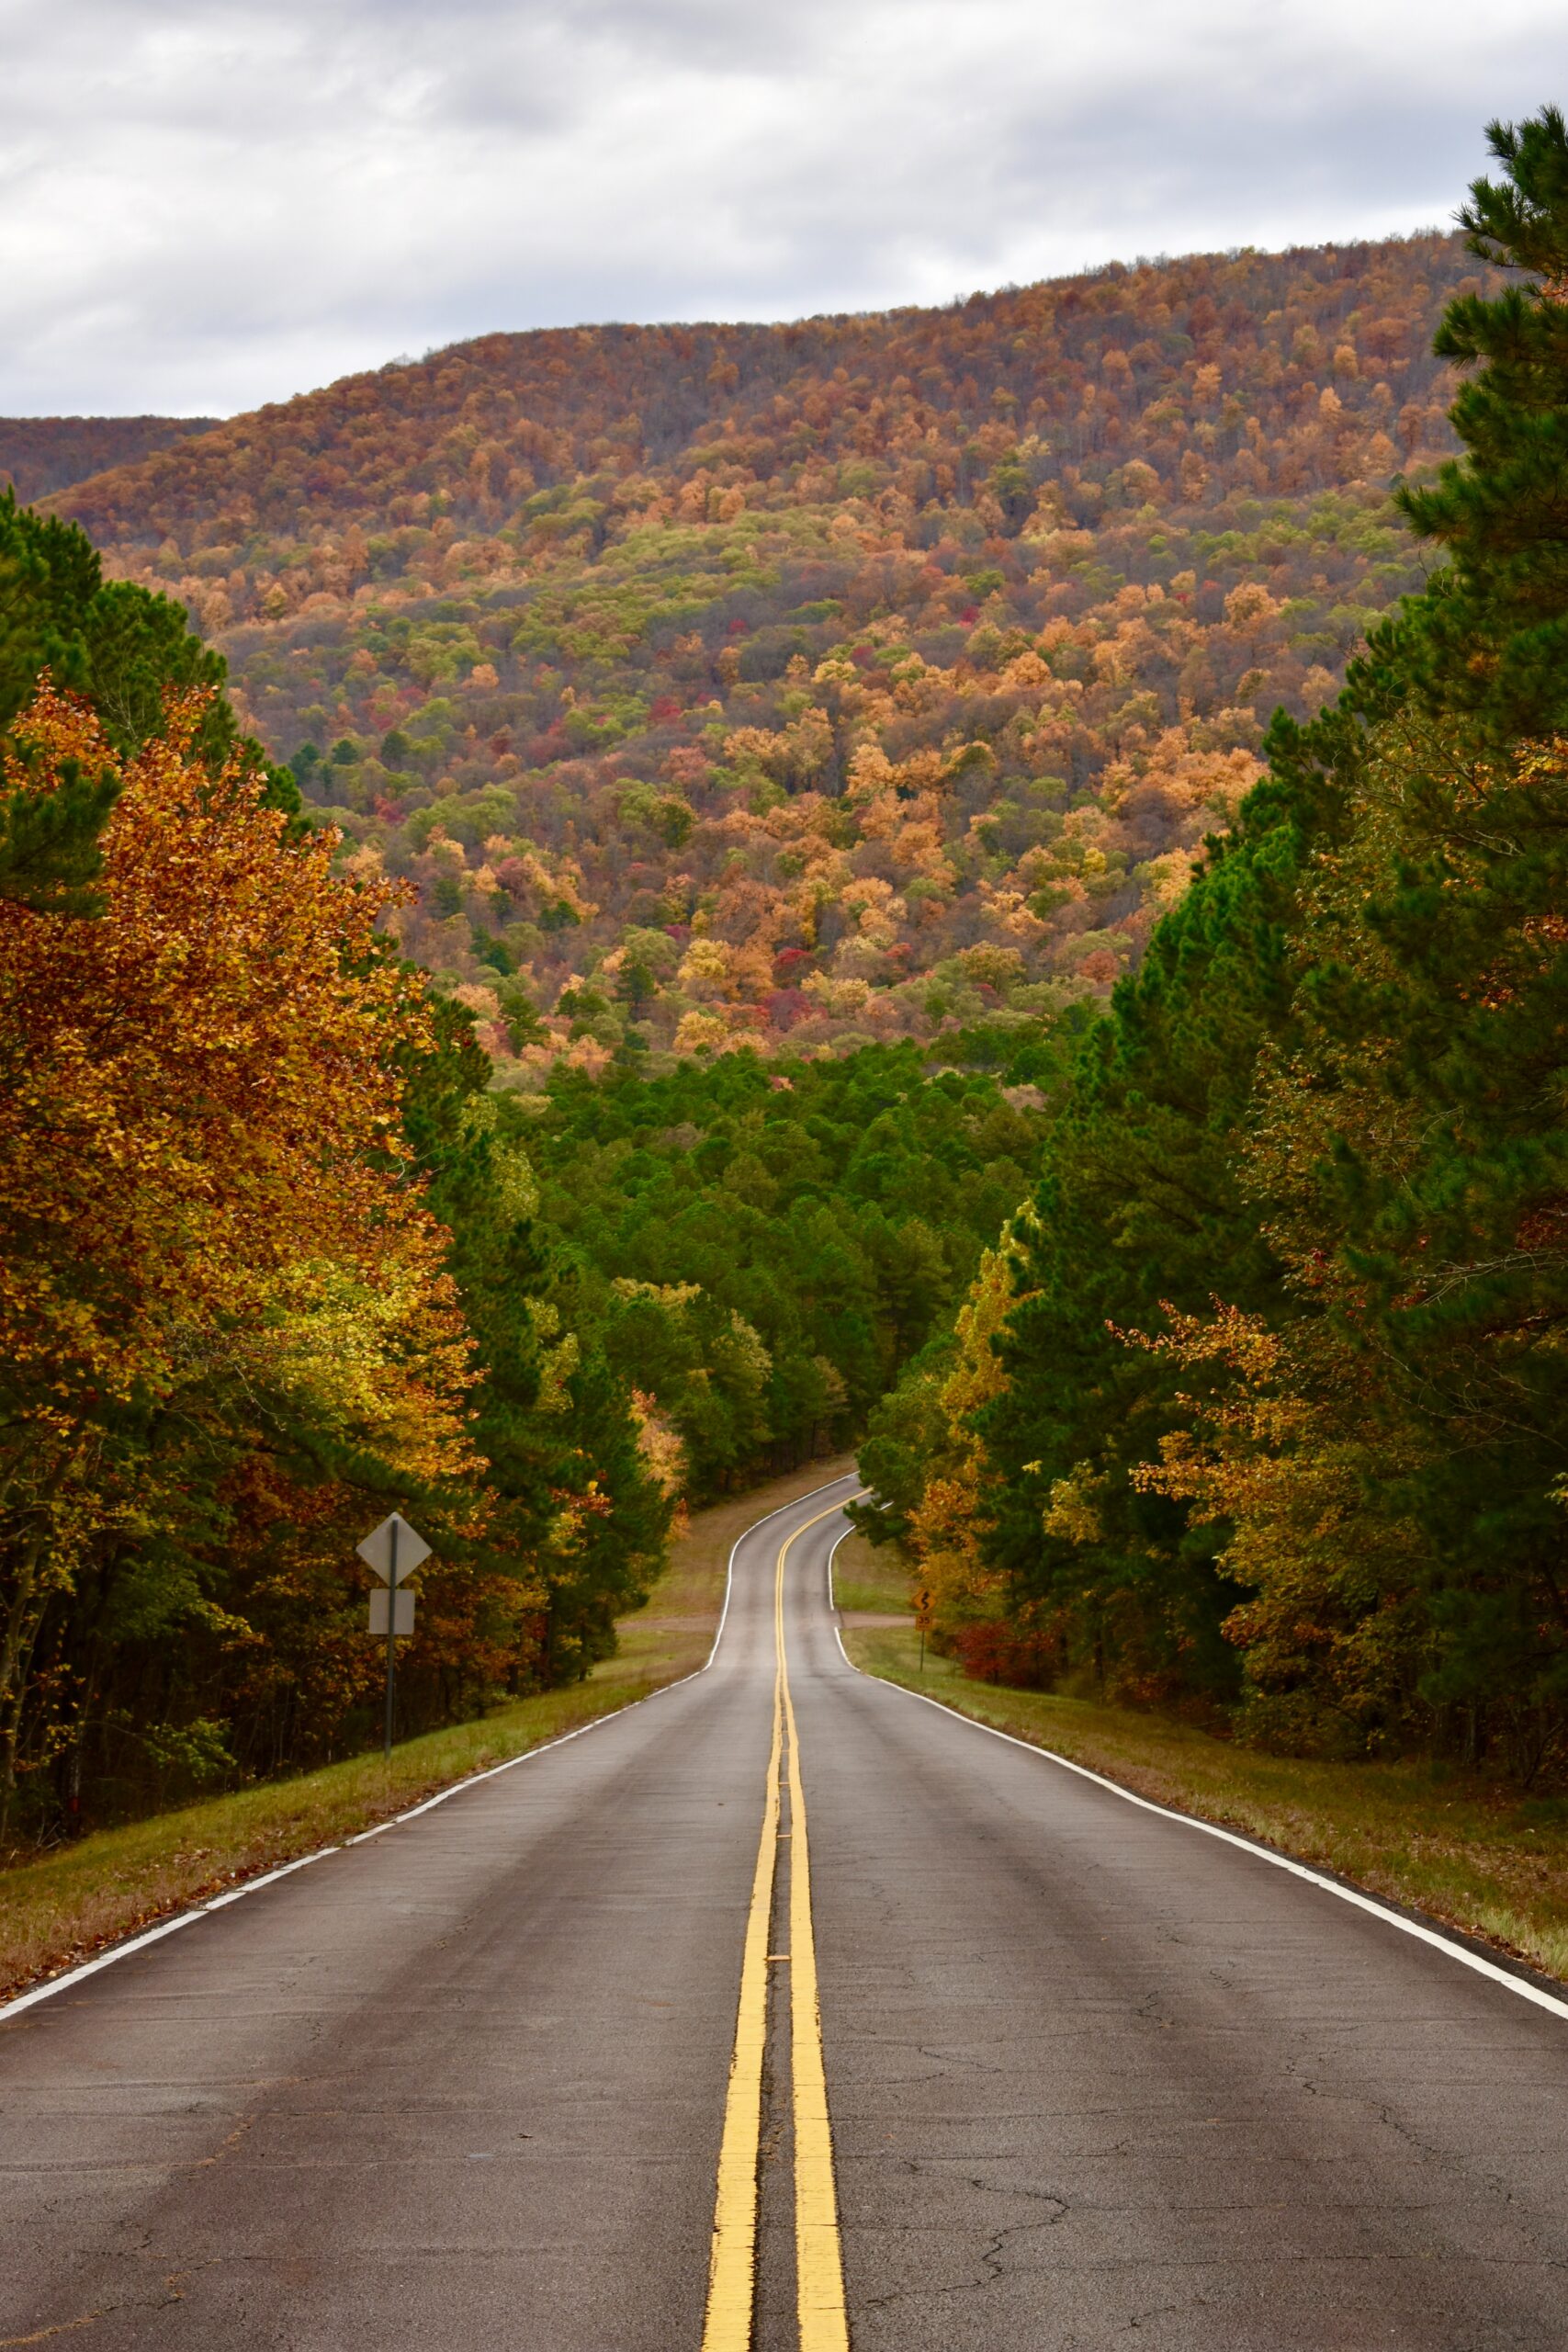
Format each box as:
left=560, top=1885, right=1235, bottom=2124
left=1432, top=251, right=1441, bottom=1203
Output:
left=356, top=1512, right=430, bottom=1586
left=358, top=1510, right=432, bottom=1761
left=368, top=1589, right=415, bottom=1638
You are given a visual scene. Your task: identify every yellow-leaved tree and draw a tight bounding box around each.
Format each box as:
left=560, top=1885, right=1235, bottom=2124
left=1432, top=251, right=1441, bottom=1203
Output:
left=0, top=685, right=498, bottom=1824
left=903, top=1239, right=1048, bottom=1679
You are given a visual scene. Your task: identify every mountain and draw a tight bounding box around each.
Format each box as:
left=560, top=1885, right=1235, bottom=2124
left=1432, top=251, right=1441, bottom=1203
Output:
left=0, top=415, right=219, bottom=504
left=49, top=234, right=1480, bottom=1075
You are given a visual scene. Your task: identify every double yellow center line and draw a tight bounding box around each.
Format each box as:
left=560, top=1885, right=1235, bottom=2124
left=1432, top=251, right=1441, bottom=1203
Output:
left=701, top=1501, right=853, bottom=2352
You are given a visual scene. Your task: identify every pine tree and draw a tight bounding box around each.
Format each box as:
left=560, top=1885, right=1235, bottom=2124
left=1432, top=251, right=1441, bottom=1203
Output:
left=1377, top=107, right=1568, bottom=740
left=0, top=488, right=301, bottom=905
left=976, top=756, right=1337, bottom=1699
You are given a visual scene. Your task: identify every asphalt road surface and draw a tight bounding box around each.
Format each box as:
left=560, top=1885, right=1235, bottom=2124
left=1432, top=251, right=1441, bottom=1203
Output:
left=3, top=1472, right=1567, bottom=2351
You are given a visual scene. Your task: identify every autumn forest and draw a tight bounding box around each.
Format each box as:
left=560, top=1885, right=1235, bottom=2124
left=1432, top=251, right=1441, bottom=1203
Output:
left=6, top=107, right=1568, bottom=1847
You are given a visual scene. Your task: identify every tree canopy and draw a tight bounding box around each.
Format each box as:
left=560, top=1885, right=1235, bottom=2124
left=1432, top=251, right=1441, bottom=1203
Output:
left=32, top=234, right=1483, bottom=1068
left=858, top=107, right=1568, bottom=1784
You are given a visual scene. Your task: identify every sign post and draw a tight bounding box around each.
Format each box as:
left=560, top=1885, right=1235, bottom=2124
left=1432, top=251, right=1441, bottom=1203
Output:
left=357, top=1512, right=432, bottom=1762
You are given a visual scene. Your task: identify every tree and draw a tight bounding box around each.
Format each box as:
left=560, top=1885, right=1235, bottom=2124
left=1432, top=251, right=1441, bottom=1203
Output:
left=0, top=487, right=300, bottom=812
left=969, top=720, right=1348, bottom=1702
left=906, top=106, right=1568, bottom=1768
left=403, top=1002, right=671, bottom=1680
left=1389, top=107, right=1568, bottom=742
left=0, top=745, right=118, bottom=917
left=0, top=683, right=471, bottom=1826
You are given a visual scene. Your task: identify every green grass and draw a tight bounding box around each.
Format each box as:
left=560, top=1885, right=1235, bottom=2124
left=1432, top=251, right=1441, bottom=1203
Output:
left=0, top=1455, right=853, bottom=2001
left=829, top=1530, right=916, bottom=1618
left=845, top=1626, right=1568, bottom=1987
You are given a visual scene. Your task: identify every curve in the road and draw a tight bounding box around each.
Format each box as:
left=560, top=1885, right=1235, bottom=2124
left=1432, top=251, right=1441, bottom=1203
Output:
left=0, top=1476, right=833, bottom=2033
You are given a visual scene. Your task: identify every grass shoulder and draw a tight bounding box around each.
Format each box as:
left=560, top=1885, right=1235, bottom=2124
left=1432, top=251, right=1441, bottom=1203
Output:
left=1, top=1455, right=854, bottom=2003
left=843, top=1623, right=1568, bottom=1988
left=829, top=1528, right=916, bottom=1620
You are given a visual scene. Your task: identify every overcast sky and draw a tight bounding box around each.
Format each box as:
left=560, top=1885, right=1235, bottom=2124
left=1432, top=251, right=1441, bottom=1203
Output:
left=3, top=0, right=1563, bottom=418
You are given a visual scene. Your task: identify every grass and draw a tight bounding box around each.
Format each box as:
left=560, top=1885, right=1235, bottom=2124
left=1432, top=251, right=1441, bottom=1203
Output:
left=0, top=1454, right=853, bottom=2002
left=843, top=1625, right=1568, bottom=1988
left=829, top=1529, right=916, bottom=1619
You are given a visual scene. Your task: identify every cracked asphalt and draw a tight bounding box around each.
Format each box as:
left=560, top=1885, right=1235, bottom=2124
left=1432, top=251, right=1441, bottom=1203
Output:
left=4, top=1473, right=1567, bottom=2349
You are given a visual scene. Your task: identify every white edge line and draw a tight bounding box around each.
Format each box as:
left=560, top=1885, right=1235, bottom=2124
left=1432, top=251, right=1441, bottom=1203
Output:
left=831, top=1601, right=1568, bottom=2028
left=202, top=1849, right=339, bottom=1906
left=0, top=1913, right=203, bottom=2021
left=0, top=1469, right=863, bottom=2028
left=827, top=1521, right=853, bottom=1611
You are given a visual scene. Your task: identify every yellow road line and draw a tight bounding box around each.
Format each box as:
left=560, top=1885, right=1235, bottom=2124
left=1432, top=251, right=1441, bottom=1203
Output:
left=701, top=1647, right=783, bottom=2352
left=700, top=1497, right=861, bottom=2352
left=776, top=1510, right=852, bottom=2352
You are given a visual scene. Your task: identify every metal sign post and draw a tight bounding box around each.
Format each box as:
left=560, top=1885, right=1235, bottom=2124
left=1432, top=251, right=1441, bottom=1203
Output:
left=384, top=1515, right=398, bottom=1762
left=357, top=1512, right=432, bottom=1762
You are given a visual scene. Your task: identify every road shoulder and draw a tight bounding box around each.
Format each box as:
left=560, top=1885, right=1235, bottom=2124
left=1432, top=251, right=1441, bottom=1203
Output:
left=842, top=1621, right=1568, bottom=1991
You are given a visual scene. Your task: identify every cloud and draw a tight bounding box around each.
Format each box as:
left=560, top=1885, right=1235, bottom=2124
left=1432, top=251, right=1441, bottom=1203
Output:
left=1, top=0, right=1563, bottom=413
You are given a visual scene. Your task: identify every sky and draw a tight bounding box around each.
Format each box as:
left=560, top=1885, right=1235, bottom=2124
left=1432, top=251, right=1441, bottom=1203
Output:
left=3, top=0, right=1564, bottom=418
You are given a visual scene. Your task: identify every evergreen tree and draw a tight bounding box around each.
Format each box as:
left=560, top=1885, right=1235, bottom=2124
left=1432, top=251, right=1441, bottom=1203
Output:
left=0, top=487, right=301, bottom=911
left=402, top=1001, right=671, bottom=1681
left=0, top=749, right=119, bottom=917
left=974, top=757, right=1336, bottom=1697
left=1269, top=112, right=1568, bottom=1762
left=1389, top=107, right=1568, bottom=741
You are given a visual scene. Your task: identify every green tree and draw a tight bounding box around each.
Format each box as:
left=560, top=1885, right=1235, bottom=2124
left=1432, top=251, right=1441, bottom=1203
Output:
left=1389, top=107, right=1568, bottom=741
left=0, top=488, right=301, bottom=823
left=915, top=106, right=1568, bottom=1762
left=402, top=1001, right=671, bottom=1679
left=0, top=747, right=119, bottom=916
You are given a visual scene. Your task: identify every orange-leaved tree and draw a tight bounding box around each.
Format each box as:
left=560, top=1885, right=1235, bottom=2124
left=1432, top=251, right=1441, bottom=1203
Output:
left=0, top=683, right=507, bottom=1827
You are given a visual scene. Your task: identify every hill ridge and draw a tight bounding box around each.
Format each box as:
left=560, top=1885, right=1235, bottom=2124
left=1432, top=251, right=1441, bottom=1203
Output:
left=47, top=231, right=1481, bottom=1075
left=0, top=414, right=220, bottom=505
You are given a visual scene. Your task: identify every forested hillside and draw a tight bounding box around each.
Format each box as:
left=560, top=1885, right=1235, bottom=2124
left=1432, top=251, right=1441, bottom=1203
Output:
left=0, top=416, right=218, bottom=504
left=859, top=109, right=1568, bottom=1788
left=50, top=235, right=1478, bottom=1071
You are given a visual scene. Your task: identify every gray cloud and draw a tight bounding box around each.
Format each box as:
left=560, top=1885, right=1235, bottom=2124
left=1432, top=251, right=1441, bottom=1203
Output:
left=2, top=0, right=1564, bottom=413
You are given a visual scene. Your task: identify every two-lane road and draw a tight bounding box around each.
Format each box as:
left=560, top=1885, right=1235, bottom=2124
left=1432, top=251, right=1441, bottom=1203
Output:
left=3, top=1476, right=1566, bottom=2348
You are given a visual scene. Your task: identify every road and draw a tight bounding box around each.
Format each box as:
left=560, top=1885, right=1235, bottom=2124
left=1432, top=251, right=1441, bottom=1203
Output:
left=3, top=1473, right=1567, bottom=2350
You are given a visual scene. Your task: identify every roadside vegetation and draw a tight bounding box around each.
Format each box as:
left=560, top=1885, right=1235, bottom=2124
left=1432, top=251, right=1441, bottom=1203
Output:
left=855, top=110, right=1568, bottom=1806
left=0, top=1459, right=847, bottom=2001
left=2, top=465, right=1000, bottom=1857
left=830, top=1529, right=1568, bottom=1984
